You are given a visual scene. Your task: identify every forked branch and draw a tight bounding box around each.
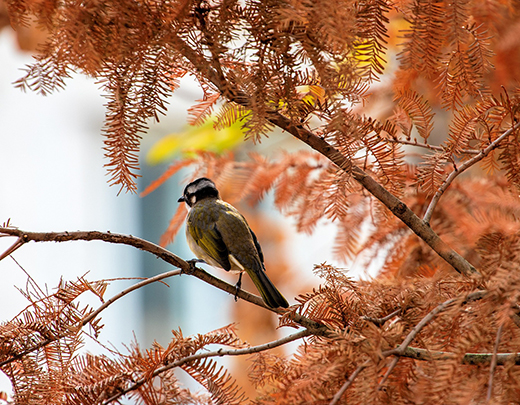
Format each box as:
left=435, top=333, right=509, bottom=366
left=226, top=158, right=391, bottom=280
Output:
left=0, top=227, right=329, bottom=337
left=0, top=267, right=183, bottom=368
left=386, top=138, right=479, bottom=155
left=102, top=328, right=313, bottom=404
left=390, top=290, right=487, bottom=357
left=423, top=121, right=520, bottom=223
left=169, top=33, right=478, bottom=278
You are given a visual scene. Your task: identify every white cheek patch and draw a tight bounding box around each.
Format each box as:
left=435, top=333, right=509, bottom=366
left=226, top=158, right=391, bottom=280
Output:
left=189, top=195, right=197, bottom=206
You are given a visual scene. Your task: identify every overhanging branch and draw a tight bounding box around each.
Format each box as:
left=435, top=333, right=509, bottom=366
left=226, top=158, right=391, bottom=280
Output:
left=0, top=227, right=329, bottom=337
left=169, top=33, right=478, bottom=278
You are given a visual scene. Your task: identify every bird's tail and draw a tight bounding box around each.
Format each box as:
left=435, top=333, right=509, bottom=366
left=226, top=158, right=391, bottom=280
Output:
left=248, top=269, right=289, bottom=308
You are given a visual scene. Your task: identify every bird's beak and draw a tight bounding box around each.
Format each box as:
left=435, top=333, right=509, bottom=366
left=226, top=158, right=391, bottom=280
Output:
left=178, top=196, right=186, bottom=203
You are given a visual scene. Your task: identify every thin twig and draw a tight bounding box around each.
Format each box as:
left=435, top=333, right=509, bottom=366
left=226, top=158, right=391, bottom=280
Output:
left=388, top=290, right=487, bottom=358
left=82, top=269, right=182, bottom=326
left=487, top=323, right=504, bottom=402
left=378, top=357, right=399, bottom=389
left=329, top=360, right=370, bottom=405
left=0, top=236, right=24, bottom=261
left=0, top=268, right=183, bottom=368
left=0, top=227, right=329, bottom=334
left=423, top=122, right=520, bottom=223
left=103, top=328, right=313, bottom=404
left=386, top=138, right=479, bottom=155
left=393, top=346, right=520, bottom=365
left=362, top=309, right=401, bottom=326
left=0, top=227, right=330, bottom=368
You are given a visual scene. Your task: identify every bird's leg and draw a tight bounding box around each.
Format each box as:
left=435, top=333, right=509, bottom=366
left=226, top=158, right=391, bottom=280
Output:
left=234, top=273, right=243, bottom=302
left=183, top=258, right=205, bottom=275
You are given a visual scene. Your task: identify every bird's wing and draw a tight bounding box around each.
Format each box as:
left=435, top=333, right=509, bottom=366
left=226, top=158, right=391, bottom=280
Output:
left=188, top=221, right=232, bottom=271
left=249, top=229, right=265, bottom=266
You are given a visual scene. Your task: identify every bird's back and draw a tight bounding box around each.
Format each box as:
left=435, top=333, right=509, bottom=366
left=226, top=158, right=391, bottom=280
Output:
left=187, top=199, right=263, bottom=273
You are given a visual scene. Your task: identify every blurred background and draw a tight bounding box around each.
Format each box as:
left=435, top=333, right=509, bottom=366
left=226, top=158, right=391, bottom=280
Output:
left=0, top=16, right=345, bottom=397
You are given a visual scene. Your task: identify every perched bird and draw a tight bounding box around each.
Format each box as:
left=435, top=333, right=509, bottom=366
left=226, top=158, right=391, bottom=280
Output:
left=178, top=177, right=289, bottom=308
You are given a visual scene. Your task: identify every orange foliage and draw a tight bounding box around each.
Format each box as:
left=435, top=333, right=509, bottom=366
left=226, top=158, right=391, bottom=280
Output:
left=4, top=0, right=520, bottom=404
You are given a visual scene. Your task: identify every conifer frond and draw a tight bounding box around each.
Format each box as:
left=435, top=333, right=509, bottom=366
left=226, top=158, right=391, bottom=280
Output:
left=159, top=203, right=188, bottom=248
left=285, top=264, right=363, bottom=330
left=13, top=54, right=71, bottom=96
left=441, top=96, right=509, bottom=164
left=353, top=0, right=390, bottom=81
left=65, top=325, right=245, bottom=404
left=362, top=130, right=406, bottom=197
left=67, top=354, right=132, bottom=405
left=437, top=50, right=474, bottom=109
left=140, top=159, right=196, bottom=198
left=394, top=90, right=435, bottom=141
left=321, top=169, right=357, bottom=222
left=214, top=102, right=249, bottom=131
left=498, top=130, right=520, bottom=191
left=388, top=105, right=413, bottom=140
left=444, top=0, right=470, bottom=46
left=415, top=152, right=448, bottom=196
left=333, top=208, right=366, bottom=262
left=445, top=104, right=480, bottom=155
left=466, top=23, right=494, bottom=77
left=188, top=92, right=221, bottom=126
left=398, top=0, right=445, bottom=76
left=54, top=277, right=107, bottom=305
left=242, top=109, right=275, bottom=143
left=243, top=153, right=290, bottom=205
left=437, top=23, right=494, bottom=109
left=182, top=358, right=246, bottom=405
left=0, top=277, right=111, bottom=404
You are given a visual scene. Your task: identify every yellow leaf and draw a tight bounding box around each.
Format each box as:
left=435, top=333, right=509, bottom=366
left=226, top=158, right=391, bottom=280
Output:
left=146, top=120, right=245, bottom=165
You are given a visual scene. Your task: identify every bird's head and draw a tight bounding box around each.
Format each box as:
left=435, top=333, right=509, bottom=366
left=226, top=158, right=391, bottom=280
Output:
left=178, top=177, right=220, bottom=207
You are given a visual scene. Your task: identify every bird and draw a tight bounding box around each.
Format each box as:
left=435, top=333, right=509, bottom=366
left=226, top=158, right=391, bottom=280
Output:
left=178, top=177, right=289, bottom=308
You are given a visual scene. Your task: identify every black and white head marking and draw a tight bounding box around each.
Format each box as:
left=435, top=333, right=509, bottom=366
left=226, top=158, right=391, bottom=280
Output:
left=178, top=177, right=220, bottom=207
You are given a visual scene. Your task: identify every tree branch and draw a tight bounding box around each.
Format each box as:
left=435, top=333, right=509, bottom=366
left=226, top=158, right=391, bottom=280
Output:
left=362, top=308, right=401, bottom=326
left=0, top=268, right=183, bottom=368
left=0, top=227, right=329, bottom=336
left=393, top=346, right=520, bottom=365
left=386, top=138, right=479, bottom=155
left=388, top=290, right=487, bottom=358
left=328, top=339, right=520, bottom=404
left=0, top=236, right=24, bottom=261
left=423, top=122, right=520, bottom=223
left=169, top=33, right=478, bottom=278
left=378, top=357, right=399, bottom=390
left=328, top=360, right=370, bottom=405
left=487, top=322, right=504, bottom=402
left=103, top=328, right=313, bottom=404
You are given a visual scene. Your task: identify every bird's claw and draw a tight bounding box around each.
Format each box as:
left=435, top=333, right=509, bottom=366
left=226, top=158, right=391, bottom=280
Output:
left=183, top=258, right=205, bottom=275
left=234, top=273, right=243, bottom=302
